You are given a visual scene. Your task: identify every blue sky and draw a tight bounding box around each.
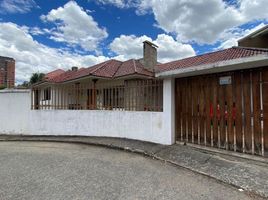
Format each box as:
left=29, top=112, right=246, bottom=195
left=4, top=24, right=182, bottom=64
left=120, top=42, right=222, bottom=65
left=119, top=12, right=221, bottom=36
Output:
left=0, top=0, right=267, bottom=83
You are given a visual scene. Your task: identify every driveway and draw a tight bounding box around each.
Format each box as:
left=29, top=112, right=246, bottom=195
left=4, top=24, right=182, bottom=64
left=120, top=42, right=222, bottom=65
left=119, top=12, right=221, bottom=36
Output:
left=0, top=141, right=264, bottom=200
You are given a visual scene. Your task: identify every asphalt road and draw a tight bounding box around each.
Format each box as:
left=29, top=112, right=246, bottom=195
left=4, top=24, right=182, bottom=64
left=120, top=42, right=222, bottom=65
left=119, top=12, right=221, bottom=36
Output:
left=0, top=141, right=264, bottom=200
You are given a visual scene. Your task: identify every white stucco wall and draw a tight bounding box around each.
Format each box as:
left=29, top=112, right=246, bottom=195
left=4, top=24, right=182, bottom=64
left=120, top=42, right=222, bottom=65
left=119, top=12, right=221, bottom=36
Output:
left=29, top=110, right=166, bottom=144
left=0, top=81, right=175, bottom=145
left=0, top=90, right=30, bottom=134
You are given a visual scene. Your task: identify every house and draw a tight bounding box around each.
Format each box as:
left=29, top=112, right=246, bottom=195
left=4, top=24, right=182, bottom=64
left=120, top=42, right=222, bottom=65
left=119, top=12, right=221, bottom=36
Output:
left=0, top=56, right=15, bottom=88
left=31, top=41, right=163, bottom=112
left=28, top=25, right=268, bottom=157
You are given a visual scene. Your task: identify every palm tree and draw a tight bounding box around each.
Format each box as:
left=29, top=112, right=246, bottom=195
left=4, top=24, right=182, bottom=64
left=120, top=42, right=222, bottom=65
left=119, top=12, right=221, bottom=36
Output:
left=29, top=73, right=45, bottom=85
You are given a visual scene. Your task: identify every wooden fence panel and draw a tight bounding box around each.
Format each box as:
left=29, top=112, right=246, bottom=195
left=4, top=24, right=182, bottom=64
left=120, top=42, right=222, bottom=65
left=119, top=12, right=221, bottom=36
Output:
left=175, top=67, right=268, bottom=157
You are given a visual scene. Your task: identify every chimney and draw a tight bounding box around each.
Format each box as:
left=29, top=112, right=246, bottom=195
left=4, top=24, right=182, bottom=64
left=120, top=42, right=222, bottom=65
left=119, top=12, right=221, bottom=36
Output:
left=71, top=66, right=78, bottom=71
left=143, top=40, right=158, bottom=71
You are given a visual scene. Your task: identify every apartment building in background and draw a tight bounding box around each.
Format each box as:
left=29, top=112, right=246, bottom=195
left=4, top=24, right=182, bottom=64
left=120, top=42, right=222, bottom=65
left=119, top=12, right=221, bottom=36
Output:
left=0, top=56, right=15, bottom=88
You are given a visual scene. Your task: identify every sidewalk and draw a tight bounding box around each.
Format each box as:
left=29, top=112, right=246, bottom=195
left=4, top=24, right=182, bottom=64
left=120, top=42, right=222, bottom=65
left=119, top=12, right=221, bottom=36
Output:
left=0, top=135, right=268, bottom=198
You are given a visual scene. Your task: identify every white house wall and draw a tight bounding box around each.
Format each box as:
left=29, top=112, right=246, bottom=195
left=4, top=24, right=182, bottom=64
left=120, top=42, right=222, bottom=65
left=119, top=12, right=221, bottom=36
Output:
left=0, top=81, right=175, bottom=144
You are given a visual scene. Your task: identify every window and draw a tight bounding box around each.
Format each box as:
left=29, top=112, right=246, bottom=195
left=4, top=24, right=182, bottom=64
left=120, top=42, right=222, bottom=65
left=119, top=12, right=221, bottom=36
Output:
left=43, top=87, right=51, bottom=101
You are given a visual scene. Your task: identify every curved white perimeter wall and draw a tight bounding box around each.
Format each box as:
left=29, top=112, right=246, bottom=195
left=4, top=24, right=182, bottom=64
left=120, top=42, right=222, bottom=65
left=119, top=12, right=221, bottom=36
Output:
left=0, top=79, right=175, bottom=145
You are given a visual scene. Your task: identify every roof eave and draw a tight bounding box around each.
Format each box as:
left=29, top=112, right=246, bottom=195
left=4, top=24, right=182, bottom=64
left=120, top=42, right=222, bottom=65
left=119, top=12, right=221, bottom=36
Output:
left=156, top=55, right=268, bottom=78
left=31, top=80, right=52, bottom=87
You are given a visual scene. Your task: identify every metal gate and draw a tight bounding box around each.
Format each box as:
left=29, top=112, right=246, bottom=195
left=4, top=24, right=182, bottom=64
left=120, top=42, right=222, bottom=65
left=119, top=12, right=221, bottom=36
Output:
left=175, top=67, right=268, bottom=157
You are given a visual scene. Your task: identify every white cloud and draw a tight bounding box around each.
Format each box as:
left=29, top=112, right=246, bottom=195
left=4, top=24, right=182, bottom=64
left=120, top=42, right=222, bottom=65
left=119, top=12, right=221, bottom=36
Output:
left=0, top=22, right=109, bottom=84
left=29, top=27, right=46, bottom=35
left=94, top=0, right=139, bottom=8
left=0, top=21, right=195, bottom=84
left=145, top=0, right=268, bottom=44
left=216, top=23, right=267, bottom=49
left=41, top=1, right=108, bottom=52
left=139, top=0, right=243, bottom=44
left=110, top=34, right=195, bottom=63
left=0, top=0, right=37, bottom=14
left=95, top=0, right=127, bottom=8
left=97, top=0, right=268, bottom=45
left=240, top=0, right=268, bottom=20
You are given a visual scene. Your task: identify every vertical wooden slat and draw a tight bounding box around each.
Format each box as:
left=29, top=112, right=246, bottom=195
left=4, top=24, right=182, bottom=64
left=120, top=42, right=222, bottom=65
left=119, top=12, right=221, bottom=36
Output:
left=187, top=78, right=192, bottom=143
left=226, top=74, right=233, bottom=150
left=205, top=76, right=211, bottom=146
left=261, top=68, right=268, bottom=156
left=197, top=77, right=201, bottom=145
left=260, top=70, right=265, bottom=156
left=241, top=72, right=246, bottom=152
left=179, top=79, right=183, bottom=141
left=212, top=76, right=218, bottom=147
left=181, top=78, right=186, bottom=141
left=250, top=71, right=255, bottom=154
left=252, top=70, right=261, bottom=155
left=217, top=76, right=223, bottom=148
left=232, top=73, right=237, bottom=152
left=243, top=72, right=252, bottom=153
left=192, top=78, right=198, bottom=144
left=176, top=79, right=181, bottom=141
left=207, top=76, right=213, bottom=147
left=234, top=72, right=242, bottom=152
left=199, top=77, right=204, bottom=145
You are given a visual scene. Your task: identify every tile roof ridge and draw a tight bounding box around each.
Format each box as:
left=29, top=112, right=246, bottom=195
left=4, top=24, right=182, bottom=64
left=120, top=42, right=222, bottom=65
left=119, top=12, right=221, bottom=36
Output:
left=89, top=59, right=122, bottom=75
left=46, top=68, right=65, bottom=74
left=89, top=60, right=112, bottom=74
left=111, top=60, right=123, bottom=78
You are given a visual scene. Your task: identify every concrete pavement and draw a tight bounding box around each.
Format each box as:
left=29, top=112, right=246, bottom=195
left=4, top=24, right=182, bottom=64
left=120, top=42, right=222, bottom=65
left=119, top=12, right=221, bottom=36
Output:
left=0, top=135, right=268, bottom=198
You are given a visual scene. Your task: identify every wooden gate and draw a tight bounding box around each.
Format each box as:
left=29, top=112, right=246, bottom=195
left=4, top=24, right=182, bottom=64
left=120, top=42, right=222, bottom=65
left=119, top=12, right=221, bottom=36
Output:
left=175, top=67, right=268, bottom=157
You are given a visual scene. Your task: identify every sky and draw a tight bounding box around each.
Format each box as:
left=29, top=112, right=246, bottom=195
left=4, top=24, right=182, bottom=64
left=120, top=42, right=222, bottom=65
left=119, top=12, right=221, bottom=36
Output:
left=0, top=0, right=267, bottom=84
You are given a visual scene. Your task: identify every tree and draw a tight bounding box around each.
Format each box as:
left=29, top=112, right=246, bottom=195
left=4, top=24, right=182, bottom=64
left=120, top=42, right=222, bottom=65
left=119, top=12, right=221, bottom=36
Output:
left=17, top=81, right=30, bottom=88
left=29, top=73, right=45, bottom=85
left=0, top=85, right=6, bottom=90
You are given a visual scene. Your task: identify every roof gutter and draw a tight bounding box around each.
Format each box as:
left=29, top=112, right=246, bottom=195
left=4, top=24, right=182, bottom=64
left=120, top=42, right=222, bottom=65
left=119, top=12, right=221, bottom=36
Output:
left=156, top=55, right=268, bottom=78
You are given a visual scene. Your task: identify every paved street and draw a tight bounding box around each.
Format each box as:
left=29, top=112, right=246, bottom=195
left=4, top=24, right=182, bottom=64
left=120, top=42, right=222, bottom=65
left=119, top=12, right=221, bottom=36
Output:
left=0, top=141, right=264, bottom=200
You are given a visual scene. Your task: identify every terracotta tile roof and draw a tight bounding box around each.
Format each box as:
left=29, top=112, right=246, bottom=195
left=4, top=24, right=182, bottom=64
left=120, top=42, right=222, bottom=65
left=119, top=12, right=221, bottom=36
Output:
left=114, top=59, right=154, bottom=78
left=44, top=59, right=154, bottom=83
left=44, top=69, right=65, bottom=81
left=156, top=47, right=268, bottom=73
left=42, top=47, right=268, bottom=84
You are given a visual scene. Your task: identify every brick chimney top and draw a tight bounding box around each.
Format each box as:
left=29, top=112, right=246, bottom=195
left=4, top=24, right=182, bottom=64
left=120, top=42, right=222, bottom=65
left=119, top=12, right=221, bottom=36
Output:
left=143, top=41, right=158, bottom=72
left=71, top=66, right=78, bottom=71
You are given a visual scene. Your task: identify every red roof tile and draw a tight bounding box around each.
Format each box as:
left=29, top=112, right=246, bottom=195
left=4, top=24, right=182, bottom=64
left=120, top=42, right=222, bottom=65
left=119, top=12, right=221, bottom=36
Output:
left=44, top=69, right=65, bottom=81
left=114, top=59, right=153, bottom=78
left=43, top=47, right=268, bottom=84
left=44, top=59, right=154, bottom=83
left=156, top=47, right=268, bottom=73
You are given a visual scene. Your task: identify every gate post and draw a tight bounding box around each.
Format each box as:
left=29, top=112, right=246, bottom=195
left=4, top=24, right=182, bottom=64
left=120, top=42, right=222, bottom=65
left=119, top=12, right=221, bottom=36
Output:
left=163, top=78, right=175, bottom=144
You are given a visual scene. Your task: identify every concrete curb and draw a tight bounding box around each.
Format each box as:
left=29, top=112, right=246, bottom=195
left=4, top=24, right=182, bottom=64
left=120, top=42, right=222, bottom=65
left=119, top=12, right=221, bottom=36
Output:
left=0, top=136, right=267, bottom=199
